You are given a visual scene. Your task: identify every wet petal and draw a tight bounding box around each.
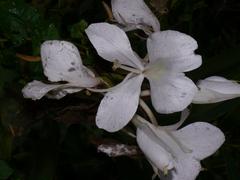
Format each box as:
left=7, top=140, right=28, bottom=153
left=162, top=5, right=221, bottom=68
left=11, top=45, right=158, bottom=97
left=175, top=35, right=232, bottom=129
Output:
left=147, top=31, right=201, bottom=72
left=148, top=73, right=197, bottom=114
left=41, top=40, right=99, bottom=86
left=173, top=122, right=225, bottom=160
left=96, top=74, right=144, bottom=132
left=112, top=0, right=160, bottom=32
left=22, top=80, right=83, bottom=100
left=85, top=23, right=144, bottom=70
left=193, top=76, right=240, bottom=104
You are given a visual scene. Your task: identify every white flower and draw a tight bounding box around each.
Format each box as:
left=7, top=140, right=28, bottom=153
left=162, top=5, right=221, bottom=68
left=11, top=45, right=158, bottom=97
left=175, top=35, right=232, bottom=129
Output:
left=134, top=114, right=225, bottom=180
left=193, top=76, right=240, bottom=104
left=111, top=0, right=160, bottom=33
left=22, top=40, right=99, bottom=100
left=85, top=22, right=202, bottom=132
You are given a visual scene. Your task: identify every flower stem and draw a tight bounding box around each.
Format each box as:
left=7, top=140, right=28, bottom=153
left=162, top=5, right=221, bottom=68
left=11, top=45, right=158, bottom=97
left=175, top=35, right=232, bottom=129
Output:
left=143, top=54, right=149, bottom=63
left=121, top=129, right=136, bottom=138
left=139, top=99, right=158, bottom=125
left=141, top=90, right=150, bottom=96
left=131, top=114, right=145, bottom=127
left=102, top=1, right=114, bottom=21
left=87, top=87, right=111, bottom=93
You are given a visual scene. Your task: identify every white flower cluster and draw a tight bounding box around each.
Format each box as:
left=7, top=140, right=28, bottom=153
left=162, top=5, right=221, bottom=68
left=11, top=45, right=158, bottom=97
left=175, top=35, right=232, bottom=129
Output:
left=22, top=0, right=240, bottom=179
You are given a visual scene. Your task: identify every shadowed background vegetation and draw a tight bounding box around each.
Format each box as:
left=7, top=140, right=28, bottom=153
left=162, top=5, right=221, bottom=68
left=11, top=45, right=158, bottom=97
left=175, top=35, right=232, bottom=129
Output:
left=0, top=0, right=239, bottom=179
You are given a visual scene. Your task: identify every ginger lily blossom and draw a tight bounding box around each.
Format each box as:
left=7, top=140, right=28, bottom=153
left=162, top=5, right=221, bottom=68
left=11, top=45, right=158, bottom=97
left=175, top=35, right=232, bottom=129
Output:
left=85, top=22, right=202, bottom=132
left=22, top=40, right=99, bottom=100
left=133, top=114, right=225, bottom=180
left=193, top=76, right=240, bottom=104
left=111, top=0, right=160, bottom=34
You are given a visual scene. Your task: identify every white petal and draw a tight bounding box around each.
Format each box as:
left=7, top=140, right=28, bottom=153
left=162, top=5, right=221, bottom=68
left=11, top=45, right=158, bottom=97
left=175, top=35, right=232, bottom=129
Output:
left=22, top=80, right=82, bottom=100
left=136, top=127, right=174, bottom=172
left=111, top=0, right=160, bottom=32
left=22, top=80, right=62, bottom=100
left=199, top=76, right=240, bottom=93
left=135, top=116, right=201, bottom=180
left=173, top=122, right=225, bottom=160
left=203, top=76, right=229, bottom=82
left=193, top=76, right=240, bottom=104
left=41, top=40, right=99, bottom=87
left=85, top=23, right=144, bottom=70
left=148, top=73, right=197, bottom=114
left=159, top=155, right=201, bottom=180
left=147, top=30, right=201, bottom=72
left=96, top=74, right=144, bottom=132
left=193, top=89, right=236, bottom=104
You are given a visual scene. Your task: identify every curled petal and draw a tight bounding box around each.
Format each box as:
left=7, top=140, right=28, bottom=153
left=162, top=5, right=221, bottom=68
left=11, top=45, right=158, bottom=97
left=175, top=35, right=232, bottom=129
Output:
left=193, top=76, right=240, bottom=104
left=41, top=40, right=99, bottom=87
left=147, top=30, right=201, bottom=72
left=148, top=73, right=197, bottom=114
left=111, top=0, right=160, bottom=32
left=22, top=80, right=83, bottom=100
left=22, top=80, right=62, bottom=100
left=136, top=117, right=200, bottom=179
left=96, top=74, right=144, bottom=132
left=85, top=23, right=144, bottom=70
left=173, top=122, right=225, bottom=160
left=135, top=117, right=224, bottom=180
left=137, top=127, right=174, bottom=172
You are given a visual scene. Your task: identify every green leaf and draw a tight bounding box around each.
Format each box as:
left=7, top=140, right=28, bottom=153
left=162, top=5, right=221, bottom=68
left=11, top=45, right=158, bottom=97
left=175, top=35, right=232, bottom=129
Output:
left=0, top=128, right=13, bottom=160
left=0, top=66, right=18, bottom=96
left=0, top=0, right=59, bottom=49
left=224, top=149, right=240, bottom=180
left=0, top=160, right=13, bottom=179
left=70, top=20, right=88, bottom=39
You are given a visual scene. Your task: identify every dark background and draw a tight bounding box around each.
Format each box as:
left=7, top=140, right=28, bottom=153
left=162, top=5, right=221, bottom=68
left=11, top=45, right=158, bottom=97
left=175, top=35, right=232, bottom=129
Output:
left=0, top=0, right=239, bottom=179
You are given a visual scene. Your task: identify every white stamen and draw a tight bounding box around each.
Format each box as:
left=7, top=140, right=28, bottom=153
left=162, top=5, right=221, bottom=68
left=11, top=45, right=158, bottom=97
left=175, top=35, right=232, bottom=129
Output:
left=113, top=61, right=142, bottom=74
left=88, top=73, right=134, bottom=93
